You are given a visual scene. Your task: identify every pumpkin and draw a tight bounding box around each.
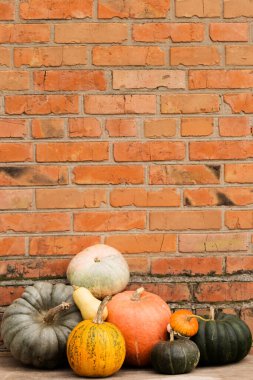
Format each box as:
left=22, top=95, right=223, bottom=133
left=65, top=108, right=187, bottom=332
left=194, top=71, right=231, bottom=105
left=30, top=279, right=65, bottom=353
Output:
left=151, top=331, right=200, bottom=375
left=67, top=296, right=126, bottom=377
left=170, top=309, right=199, bottom=337
left=191, top=308, right=252, bottom=366
left=1, top=282, right=82, bottom=368
left=107, top=287, right=171, bottom=367
left=67, top=244, right=130, bottom=299
left=72, top=285, right=108, bottom=320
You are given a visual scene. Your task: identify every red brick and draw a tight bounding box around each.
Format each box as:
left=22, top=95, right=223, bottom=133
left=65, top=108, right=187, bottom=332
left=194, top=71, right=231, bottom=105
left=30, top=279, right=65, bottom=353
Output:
left=0, top=0, right=14, bottom=20
left=151, top=257, right=223, bottom=275
left=110, top=188, right=180, bottom=207
left=179, top=233, right=248, bottom=253
left=0, top=189, right=32, bottom=210
left=133, top=23, right=204, bottom=42
left=0, top=71, right=29, bottom=91
left=226, top=46, right=253, bottom=65
left=225, top=164, right=253, bottom=184
left=189, top=70, right=253, bottom=89
left=0, top=213, right=70, bottom=233
left=0, top=286, right=25, bottom=306
left=175, top=0, right=221, bottom=17
left=85, top=95, right=156, bottom=115
left=171, top=46, right=220, bottom=66
left=74, top=211, right=146, bottom=232
left=114, top=141, right=185, bottom=161
left=226, top=256, right=253, bottom=274
left=195, top=282, right=253, bottom=302
left=0, top=47, right=11, bottom=67
left=20, top=0, right=92, bottom=19
left=0, top=166, right=68, bottom=186
left=210, top=23, right=248, bottom=41
left=225, top=211, right=253, bottom=230
left=93, top=46, right=165, bottom=66
left=113, top=70, right=185, bottom=89
left=36, top=188, right=106, bottom=209
left=29, top=235, right=100, bottom=256
left=73, top=165, right=144, bottom=184
left=149, top=164, right=220, bottom=185
left=0, top=119, right=27, bottom=138
left=69, top=118, right=101, bottom=138
left=5, top=95, right=79, bottom=115
left=55, top=23, right=127, bottom=43
left=181, top=118, right=213, bottom=136
left=224, top=0, right=253, bottom=18
left=36, top=142, right=108, bottom=162
left=128, top=283, right=191, bottom=303
left=144, top=119, right=177, bottom=138
left=105, top=119, right=137, bottom=137
left=32, top=119, right=65, bottom=139
left=98, top=0, right=170, bottom=18
left=0, top=237, right=26, bottom=256
left=34, top=70, right=106, bottom=91
left=219, top=117, right=251, bottom=137
left=224, top=93, right=253, bottom=113
left=14, top=46, right=87, bottom=67
left=0, top=24, right=50, bottom=43
left=150, top=210, right=221, bottom=231
left=184, top=187, right=253, bottom=206
left=0, top=143, right=32, bottom=162
left=105, top=234, right=177, bottom=253
left=190, top=141, right=253, bottom=160
left=161, top=94, right=219, bottom=114
left=126, top=257, right=149, bottom=274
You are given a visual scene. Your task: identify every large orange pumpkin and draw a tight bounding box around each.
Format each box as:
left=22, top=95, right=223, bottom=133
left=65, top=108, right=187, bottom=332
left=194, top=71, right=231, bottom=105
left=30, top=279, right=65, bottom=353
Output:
left=107, top=287, right=171, bottom=367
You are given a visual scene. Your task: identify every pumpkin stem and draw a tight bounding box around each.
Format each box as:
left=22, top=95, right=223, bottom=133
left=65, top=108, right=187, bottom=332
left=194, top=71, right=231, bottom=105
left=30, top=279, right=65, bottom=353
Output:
left=43, top=302, right=70, bottom=324
left=187, top=314, right=211, bottom=322
left=170, top=330, right=175, bottom=342
left=131, top=287, right=145, bottom=301
left=93, top=296, right=112, bottom=324
left=72, top=285, right=79, bottom=291
left=210, top=306, right=215, bottom=320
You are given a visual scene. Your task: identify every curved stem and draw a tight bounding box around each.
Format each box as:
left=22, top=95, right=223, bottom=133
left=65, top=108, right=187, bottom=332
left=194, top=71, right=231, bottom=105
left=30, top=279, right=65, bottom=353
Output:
left=93, top=296, right=111, bottom=324
left=43, top=302, right=70, bottom=324
left=131, top=287, right=145, bottom=301
left=187, top=314, right=211, bottom=322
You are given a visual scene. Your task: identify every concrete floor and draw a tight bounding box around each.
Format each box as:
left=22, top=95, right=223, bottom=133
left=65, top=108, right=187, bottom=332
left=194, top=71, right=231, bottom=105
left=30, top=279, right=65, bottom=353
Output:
left=0, top=352, right=253, bottom=380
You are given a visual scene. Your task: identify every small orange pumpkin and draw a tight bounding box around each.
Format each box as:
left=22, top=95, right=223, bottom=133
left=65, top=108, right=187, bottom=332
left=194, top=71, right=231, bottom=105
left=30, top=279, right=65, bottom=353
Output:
left=170, top=309, right=199, bottom=337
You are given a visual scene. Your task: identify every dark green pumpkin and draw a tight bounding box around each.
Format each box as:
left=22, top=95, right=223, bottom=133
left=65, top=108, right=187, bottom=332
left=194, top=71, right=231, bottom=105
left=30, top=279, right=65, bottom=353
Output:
left=192, top=312, right=252, bottom=366
left=151, top=337, right=200, bottom=375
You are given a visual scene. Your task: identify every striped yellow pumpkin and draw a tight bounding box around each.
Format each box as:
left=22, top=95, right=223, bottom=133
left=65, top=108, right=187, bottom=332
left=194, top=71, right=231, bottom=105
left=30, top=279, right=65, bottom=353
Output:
left=67, top=297, right=126, bottom=377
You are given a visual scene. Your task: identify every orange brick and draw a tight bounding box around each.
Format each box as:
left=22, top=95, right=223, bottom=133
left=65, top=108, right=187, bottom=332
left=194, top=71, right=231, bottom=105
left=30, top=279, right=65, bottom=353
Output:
left=225, top=211, right=253, bottom=230
left=0, top=24, right=50, bottom=43
left=171, top=46, right=220, bottom=66
left=0, top=47, right=11, bottom=66
left=144, top=119, right=177, bottom=138
left=93, top=46, right=165, bottom=66
left=0, top=189, right=32, bottom=210
left=179, top=233, right=248, bottom=253
left=0, top=166, right=68, bottom=186
left=55, top=23, right=127, bottom=43
left=151, top=257, right=223, bottom=275
left=0, top=286, right=25, bottom=306
left=84, top=95, right=156, bottom=115
left=149, top=164, right=220, bottom=185
left=114, top=141, right=185, bottom=161
left=224, top=93, right=253, bottom=113
left=0, top=237, right=25, bottom=256
left=73, top=165, right=144, bottom=184
left=126, top=257, right=149, bottom=274
left=226, top=46, right=253, bottom=65
left=210, top=23, right=248, bottom=41
left=105, top=234, right=177, bottom=253
left=105, top=119, right=137, bottom=137
left=195, top=282, right=253, bottom=302
left=14, top=46, right=87, bottom=67
left=36, top=188, right=106, bottom=209
left=0, top=71, right=29, bottom=91
left=190, top=141, right=253, bottom=160
left=74, top=211, right=146, bottom=232
left=36, top=142, right=109, bottom=162
left=224, top=0, right=253, bottom=18
left=219, top=117, right=251, bottom=137
left=181, top=118, right=213, bottom=136
left=110, top=188, right=180, bottom=207
left=0, top=119, right=27, bottom=138
left=20, top=0, right=92, bottom=19
left=29, top=235, right=100, bottom=256
left=189, top=70, right=253, bottom=89
left=150, top=210, right=221, bottom=231
left=113, top=70, right=185, bottom=90
left=175, top=0, right=221, bottom=17
left=128, top=283, right=191, bottom=303
left=161, top=94, right=219, bottom=114
left=69, top=118, right=102, bottom=138
left=225, top=164, right=253, bottom=183
left=0, top=213, right=70, bottom=233
left=0, top=143, right=32, bottom=162
left=34, top=70, right=106, bottom=91
left=0, top=0, right=14, bottom=20
left=98, top=0, right=170, bottom=18
left=226, top=256, right=253, bottom=274
left=184, top=187, right=253, bottom=206
left=32, top=119, right=65, bottom=139
left=5, top=95, right=79, bottom=115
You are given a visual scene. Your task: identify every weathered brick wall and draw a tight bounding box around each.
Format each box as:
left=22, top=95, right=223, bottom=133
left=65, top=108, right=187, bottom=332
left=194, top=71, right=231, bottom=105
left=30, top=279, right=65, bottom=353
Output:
left=1, top=0, right=253, bottom=341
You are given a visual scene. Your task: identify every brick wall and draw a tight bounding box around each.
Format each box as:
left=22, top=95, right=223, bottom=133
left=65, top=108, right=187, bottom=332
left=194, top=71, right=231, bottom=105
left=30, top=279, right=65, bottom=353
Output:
left=1, top=0, right=253, bottom=340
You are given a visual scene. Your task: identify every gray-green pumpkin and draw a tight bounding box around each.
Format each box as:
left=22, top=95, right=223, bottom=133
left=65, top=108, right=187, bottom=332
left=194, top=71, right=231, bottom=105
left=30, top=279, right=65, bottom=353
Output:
left=1, top=282, right=82, bottom=369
